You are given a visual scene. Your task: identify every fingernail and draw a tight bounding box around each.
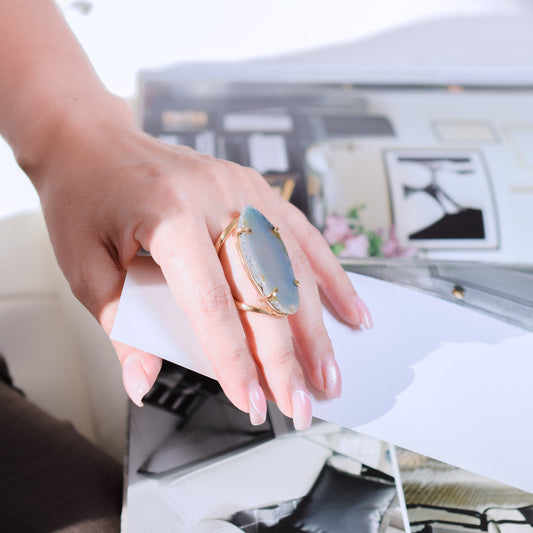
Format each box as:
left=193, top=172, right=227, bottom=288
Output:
left=248, top=381, right=267, bottom=426
left=322, top=356, right=342, bottom=399
left=122, top=357, right=150, bottom=407
left=355, top=296, right=373, bottom=329
left=291, top=388, right=313, bottom=431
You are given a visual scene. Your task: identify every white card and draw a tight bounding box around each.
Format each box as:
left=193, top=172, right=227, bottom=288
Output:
left=112, top=257, right=533, bottom=493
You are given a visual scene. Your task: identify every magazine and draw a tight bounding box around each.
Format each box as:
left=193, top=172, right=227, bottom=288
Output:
left=120, top=76, right=533, bottom=532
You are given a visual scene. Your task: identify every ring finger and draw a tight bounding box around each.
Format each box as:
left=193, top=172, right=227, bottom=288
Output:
left=217, top=206, right=313, bottom=430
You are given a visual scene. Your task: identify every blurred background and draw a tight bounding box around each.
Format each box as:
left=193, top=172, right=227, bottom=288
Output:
left=1, top=0, right=531, bottom=218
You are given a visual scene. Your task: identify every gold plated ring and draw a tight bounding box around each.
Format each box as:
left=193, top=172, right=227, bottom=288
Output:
left=215, top=206, right=300, bottom=317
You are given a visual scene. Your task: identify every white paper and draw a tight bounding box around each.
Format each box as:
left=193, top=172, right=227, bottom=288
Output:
left=112, top=257, right=533, bottom=493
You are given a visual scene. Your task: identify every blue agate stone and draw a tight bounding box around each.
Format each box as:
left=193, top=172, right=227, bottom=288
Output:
left=237, top=206, right=300, bottom=315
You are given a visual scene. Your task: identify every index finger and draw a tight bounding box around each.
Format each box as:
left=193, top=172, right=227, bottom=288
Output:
left=147, top=217, right=267, bottom=425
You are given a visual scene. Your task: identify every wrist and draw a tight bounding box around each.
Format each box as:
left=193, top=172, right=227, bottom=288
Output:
left=14, top=90, right=136, bottom=193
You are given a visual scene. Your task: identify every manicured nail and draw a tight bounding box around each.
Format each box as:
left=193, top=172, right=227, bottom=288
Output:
left=122, top=357, right=150, bottom=407
left=291, top=388, right=313, bottom=431
left=248, top=381, right=267, bottom=426
left=355, top=296, right=373, bottom=329
left=322, top=356, right=342, bottom=399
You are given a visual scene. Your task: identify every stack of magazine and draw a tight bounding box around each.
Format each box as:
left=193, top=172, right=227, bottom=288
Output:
left=121, top=73, right=533, bottom=532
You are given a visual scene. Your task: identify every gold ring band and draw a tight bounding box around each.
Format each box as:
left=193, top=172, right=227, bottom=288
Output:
left=214, top=216, right=238, bottom=255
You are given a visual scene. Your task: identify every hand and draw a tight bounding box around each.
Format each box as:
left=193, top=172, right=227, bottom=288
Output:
left=0, top=0, right=371, bottom=429
left=32, top=105, right=372, bottom=430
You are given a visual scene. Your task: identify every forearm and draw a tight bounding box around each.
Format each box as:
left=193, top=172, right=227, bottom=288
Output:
left=0, top=0, right=133, bottom=186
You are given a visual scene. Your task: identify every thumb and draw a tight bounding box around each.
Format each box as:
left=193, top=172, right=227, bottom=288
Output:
left=59, top=239, right=163, bottom=407
left=112, top=340, right=162, bottom=406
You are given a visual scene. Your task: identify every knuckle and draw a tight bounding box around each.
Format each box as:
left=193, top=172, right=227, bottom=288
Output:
left=68, top=265, right=97, bottom=310
left=309, top=322, right=329, bottom=346
left=147, top=177, right=183, bottom=211
left=69, top=272, right=90, bottom=303
left=217, top=346, right=250, bottom=369
left=301, top=221, right=324, bottom=245
left=196, top=282, right=235, bottom=317
left=196, top=160, right=239, bottom=204
left=270, top=344, right=296, bottom=369
left=141, top=160, right=166, bottom=180
left=198, top=158, right=229, bottom=184
left=230, top=161, right=263, bottom=185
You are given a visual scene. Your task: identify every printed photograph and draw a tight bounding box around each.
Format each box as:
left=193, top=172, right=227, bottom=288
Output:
left=383, top=149, right=498, bottom=250
left=397, top=448, right=533, bottom=532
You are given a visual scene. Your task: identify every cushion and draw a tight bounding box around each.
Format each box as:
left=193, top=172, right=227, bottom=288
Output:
left=231, top=462, right=397, bottom=533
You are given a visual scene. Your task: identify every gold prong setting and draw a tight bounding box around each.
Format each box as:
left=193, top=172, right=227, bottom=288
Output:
left=264, top=287, right=279, bottom=301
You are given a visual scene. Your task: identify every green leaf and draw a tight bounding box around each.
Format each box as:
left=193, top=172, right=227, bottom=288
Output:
left=330, top=242, right=346, bottom=256
left=367, top=231, right=384, bottom=257
left=347, top=204, right=366, bottom=220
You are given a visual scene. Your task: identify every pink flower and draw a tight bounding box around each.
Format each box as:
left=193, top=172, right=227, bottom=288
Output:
left=381, top=226, right=417, bottom=258
left=339, top=234, right=369, bottom=258
left=323, top=214, right=353, bottom=245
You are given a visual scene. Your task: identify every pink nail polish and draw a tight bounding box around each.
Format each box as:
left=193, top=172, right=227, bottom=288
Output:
left=122, top=357, right=150, bottom=407
left=322, top=357, right=342, bottom=399
left=248, top=381, right=267, bottom=426
left=355, top=296, right=373, bottom=329
left=291, top=388, right=313, bottom=431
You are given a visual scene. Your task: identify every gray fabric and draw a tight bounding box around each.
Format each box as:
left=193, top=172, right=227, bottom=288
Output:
left=0, top=359, right=122, bottom=533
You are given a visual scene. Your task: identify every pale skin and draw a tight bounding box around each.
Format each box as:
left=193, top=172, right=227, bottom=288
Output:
left=0, top=0, right=372, bottom=430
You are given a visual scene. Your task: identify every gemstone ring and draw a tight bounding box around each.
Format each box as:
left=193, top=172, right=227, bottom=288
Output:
left=215, top=206, right=300, bottom=317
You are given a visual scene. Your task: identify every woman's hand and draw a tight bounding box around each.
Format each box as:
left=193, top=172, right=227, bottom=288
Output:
left=0, top=0, right=371, bottom=429
left=32, top=106, right=371, bottom=429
